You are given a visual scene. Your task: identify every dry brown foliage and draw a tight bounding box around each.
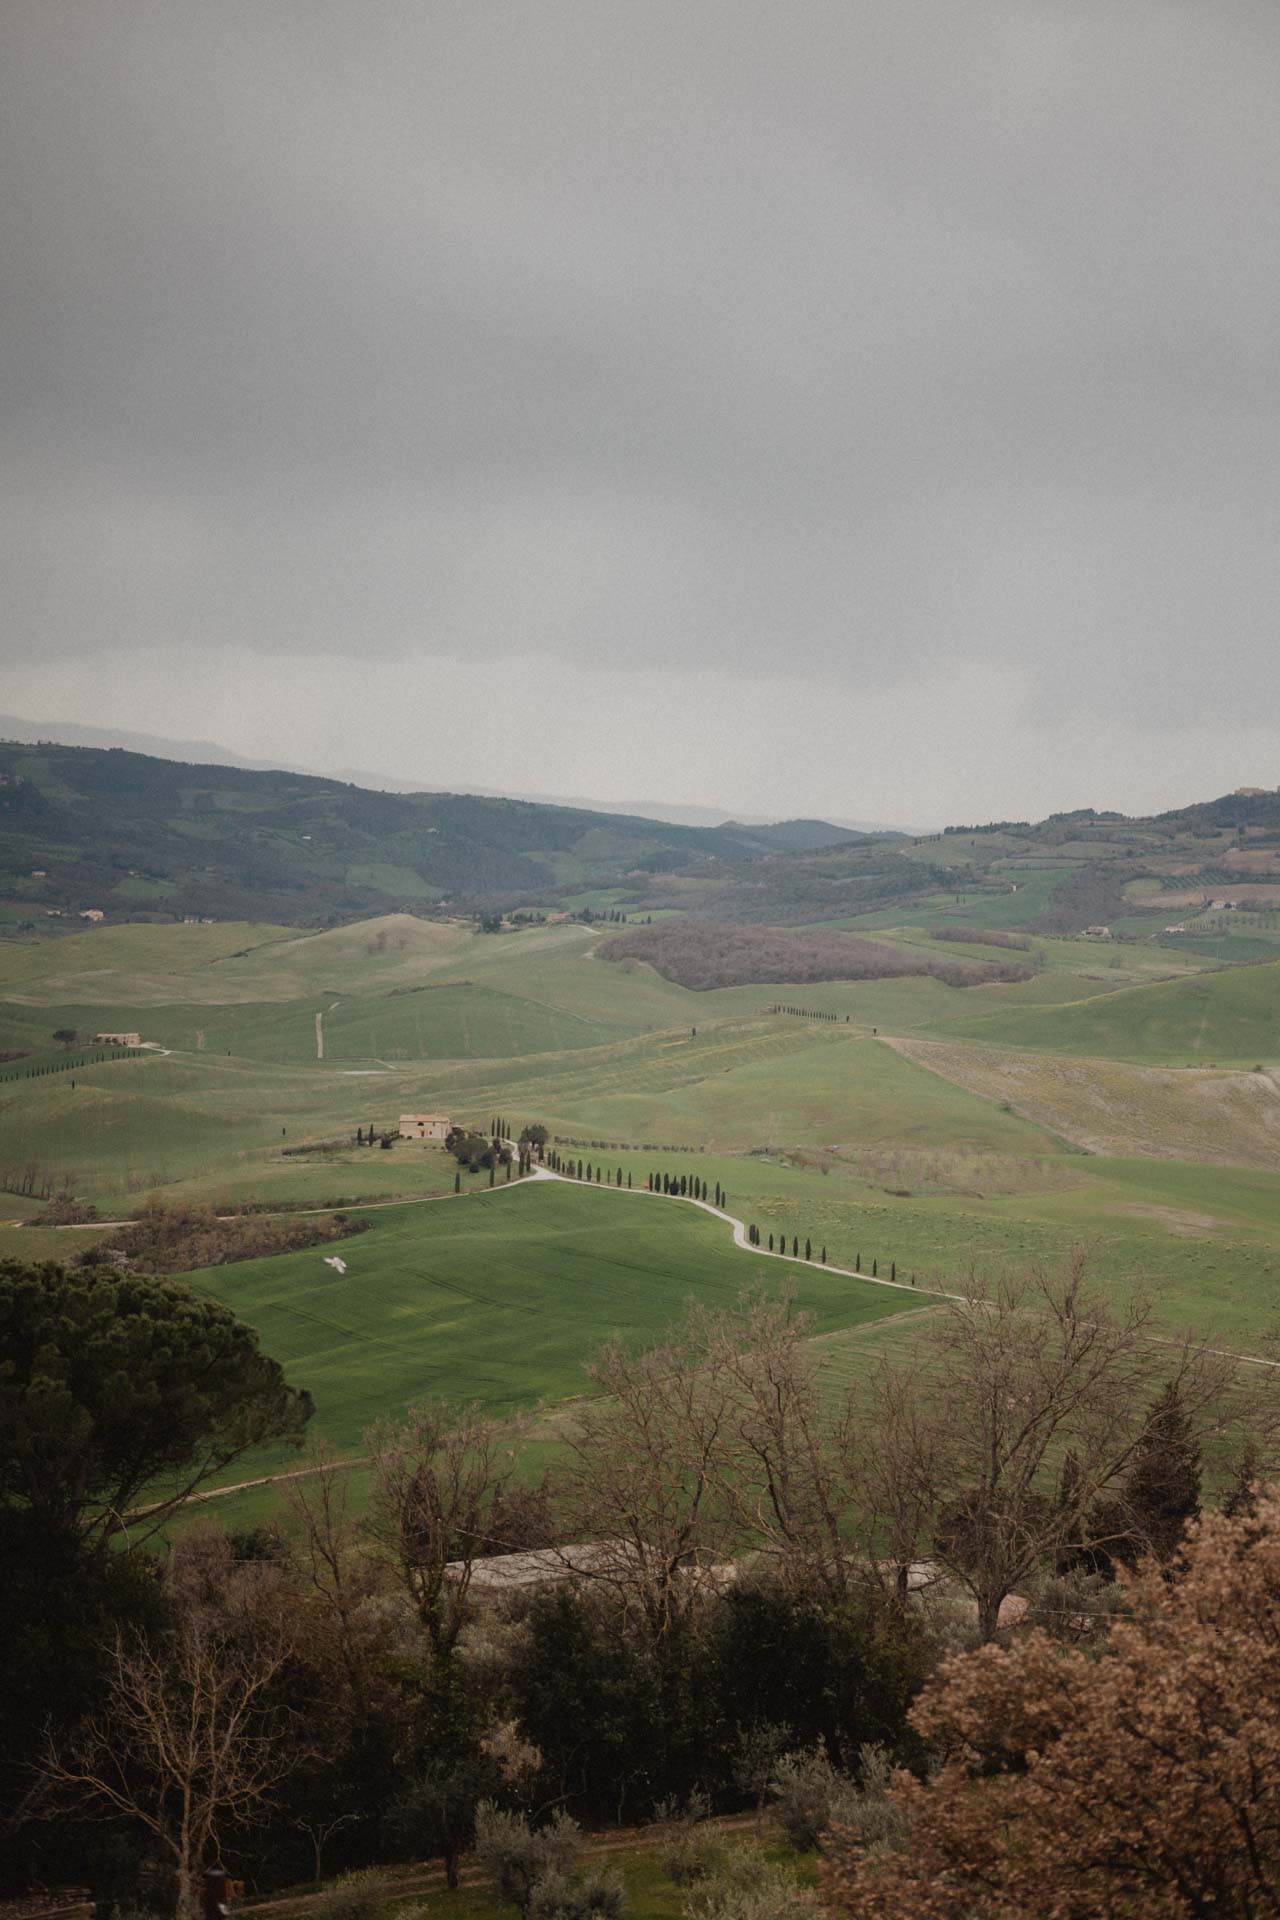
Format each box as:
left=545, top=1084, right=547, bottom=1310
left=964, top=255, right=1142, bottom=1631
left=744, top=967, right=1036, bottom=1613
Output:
left=823, top=1490, right=1280, bottom=1919
left=79, top=1199, right=360, bottom=1273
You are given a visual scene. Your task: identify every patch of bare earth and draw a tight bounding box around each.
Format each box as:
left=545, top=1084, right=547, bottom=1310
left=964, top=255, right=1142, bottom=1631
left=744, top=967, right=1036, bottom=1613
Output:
left=887, top=1036, right=1280, bottom=1170
left=1120, top=1204, right=1219, bottom=1237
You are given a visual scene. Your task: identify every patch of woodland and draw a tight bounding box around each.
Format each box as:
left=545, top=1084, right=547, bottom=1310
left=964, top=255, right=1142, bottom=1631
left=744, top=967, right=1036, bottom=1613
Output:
left=599, top=919, right=1033, bottom=991
left=929, top=924, right=1032, bottom=951
left=1027, top=865, right=1145, bottom=935
left=76, top=1200, right=365, bottom=1274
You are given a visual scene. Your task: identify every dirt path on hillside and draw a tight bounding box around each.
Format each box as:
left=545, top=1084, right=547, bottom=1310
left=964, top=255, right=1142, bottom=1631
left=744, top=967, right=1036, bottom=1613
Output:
left=239, top=1814, right=761, bottom=1915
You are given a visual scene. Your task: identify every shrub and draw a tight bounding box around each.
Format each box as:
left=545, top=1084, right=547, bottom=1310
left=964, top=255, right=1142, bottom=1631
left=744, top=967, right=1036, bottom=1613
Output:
left=685, top=1849, right=815, bottom=1920
left=312, top=1871, right=392, bottom=1920
left=768, top=1745, right=860, bottom=1853
left=529, top=1869, right=625, bottom=1920
left=473, top=1804, right=581, bottom=1915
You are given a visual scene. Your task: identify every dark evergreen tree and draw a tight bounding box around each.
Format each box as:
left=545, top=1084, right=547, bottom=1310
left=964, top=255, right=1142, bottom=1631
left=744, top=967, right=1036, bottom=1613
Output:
left=805, top=1238, right=811, bottom=1261
left=1106, top=1381, right=1202, bottom=1568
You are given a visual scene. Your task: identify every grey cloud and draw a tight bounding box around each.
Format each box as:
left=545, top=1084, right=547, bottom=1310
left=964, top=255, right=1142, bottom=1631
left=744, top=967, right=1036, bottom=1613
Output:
left=3, top=0, right=1280, bottom=745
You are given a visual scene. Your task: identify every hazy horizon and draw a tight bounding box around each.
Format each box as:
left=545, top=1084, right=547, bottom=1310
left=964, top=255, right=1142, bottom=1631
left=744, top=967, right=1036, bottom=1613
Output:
left=5, top=3, right=1280, bottom=822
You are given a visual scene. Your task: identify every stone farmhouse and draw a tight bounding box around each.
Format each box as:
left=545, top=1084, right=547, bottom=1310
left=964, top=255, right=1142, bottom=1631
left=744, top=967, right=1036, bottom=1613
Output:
left=95, top=1030, right=141, bottom=1047
left=399, top=1112, right=451, bottom=1140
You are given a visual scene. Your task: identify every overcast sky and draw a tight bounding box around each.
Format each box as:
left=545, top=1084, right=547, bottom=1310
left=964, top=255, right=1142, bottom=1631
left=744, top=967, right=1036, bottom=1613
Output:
left=4, top=2, right=1279, bottom=826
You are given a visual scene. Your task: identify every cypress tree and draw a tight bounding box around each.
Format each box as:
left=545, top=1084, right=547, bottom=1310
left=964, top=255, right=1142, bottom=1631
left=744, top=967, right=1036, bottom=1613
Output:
left=505, top=1160, right=511, bottom=1181
left=489, top=1164, right=495, bottom=1187
left=454, top=1171, right=461, bottom=1193
left=805, top=1238, right=811, bottom=1261
left=768, top=1234, right=774, bottom=1252
left=890, top=1261, right=896, bottom=1282
left=872, top=1258, right=877, bottom=1276
left=627, top=1171, right=632, bottom=1189
left=1114, top=1381, right=1202, bottom=1566
left=792, top=1236, right=798, bottom=1257
left=820, top=1246, right=826, bottom=1263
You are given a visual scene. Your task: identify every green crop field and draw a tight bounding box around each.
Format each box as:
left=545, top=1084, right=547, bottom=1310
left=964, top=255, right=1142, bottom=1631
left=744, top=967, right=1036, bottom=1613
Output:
left=178, top=1179, right=912, bottom=1485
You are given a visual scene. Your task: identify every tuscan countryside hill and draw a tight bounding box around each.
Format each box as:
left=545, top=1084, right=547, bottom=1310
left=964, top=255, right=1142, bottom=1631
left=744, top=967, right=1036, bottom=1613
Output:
left=5, top=738, right=1280, bottom=934
left=3, top=751, right=1280, bottom=1535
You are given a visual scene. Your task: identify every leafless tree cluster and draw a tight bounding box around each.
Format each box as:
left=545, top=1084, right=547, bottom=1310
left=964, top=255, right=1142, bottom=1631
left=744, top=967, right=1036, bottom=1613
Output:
left=506, top=1260, right=1273, bottom=1644
left=598, top=919, right=1032, bottom=991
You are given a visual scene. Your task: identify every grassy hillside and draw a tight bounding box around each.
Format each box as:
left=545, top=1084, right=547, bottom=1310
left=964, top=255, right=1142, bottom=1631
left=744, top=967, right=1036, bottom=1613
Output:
left=0, top=739, right=872, bottom=924
left=7, top=736, right=1280, bottom=937
left=932, top=958, right=1280, bottom=1066
left=181, top=1179, right=912, bottom=1483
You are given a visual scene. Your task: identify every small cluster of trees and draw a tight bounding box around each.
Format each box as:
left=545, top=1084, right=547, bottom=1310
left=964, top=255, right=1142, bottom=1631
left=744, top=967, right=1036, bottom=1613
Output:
left=745, top=1226, right=826, bottom=1263
left=929, top=924, right=1032, bottom=951
left=767, top=1005, right=851, bottom=1022
left=447, top=1128, right=514, bottom=1174
left=76, top=1200, right=363, bottom=1275
left=651, top=1170, right=711, bottom=1201
left=354, top=1125, right=397, bottom=1148
left=548, top=1152, right=633, bottom=1189
left=0, top=1048, right=131, bottom=1084
left=554, top=1136, right=704, bottom=1155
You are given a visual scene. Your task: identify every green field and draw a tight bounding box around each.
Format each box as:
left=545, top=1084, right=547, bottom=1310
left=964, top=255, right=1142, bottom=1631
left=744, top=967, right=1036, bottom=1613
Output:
left=6, top=910, right=1280, bottom=1535
left=179, top=1179, right=912, bottom=1484
left=930, top=956, right=1280, bottom=1066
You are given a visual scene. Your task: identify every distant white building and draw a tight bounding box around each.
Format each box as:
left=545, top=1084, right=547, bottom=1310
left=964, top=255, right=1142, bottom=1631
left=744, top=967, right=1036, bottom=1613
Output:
left=1084, top=924, right=1111, bottom=939
left=95, top=1031, right=141, bottom=1048
left=79, top=908, right=104, bottom=923
left=399, top=1112, right=451, bottom=1140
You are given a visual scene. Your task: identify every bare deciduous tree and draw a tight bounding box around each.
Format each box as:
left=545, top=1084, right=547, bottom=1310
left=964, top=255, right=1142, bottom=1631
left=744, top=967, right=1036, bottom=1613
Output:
left=560, top=1325, right=736, bottom=1637
left=845, top=1254, right=1250, bottom=1639
left=40, top=1583, right=300, bottom=1918
left=366, top=1399, right=524, bottom=1656
left=696, top=1293, right=854, bottom=1601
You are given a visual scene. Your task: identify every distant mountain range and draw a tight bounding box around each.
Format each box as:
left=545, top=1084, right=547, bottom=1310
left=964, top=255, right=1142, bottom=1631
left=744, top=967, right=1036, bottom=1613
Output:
left=0, top=736, right=883, bottom=927
left=0, top=714, right=912, bottom=837
left=1, top=728, right=1276, bottom=935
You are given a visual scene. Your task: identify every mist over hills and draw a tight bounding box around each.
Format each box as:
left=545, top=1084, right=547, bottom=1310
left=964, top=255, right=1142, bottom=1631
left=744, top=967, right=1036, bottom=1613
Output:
left=0, top=733, right=1276, bottom=934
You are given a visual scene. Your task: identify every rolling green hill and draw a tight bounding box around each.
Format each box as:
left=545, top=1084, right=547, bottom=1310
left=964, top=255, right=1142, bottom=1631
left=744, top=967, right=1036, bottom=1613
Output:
left=0, top=740, right=873, bottom=926
left=931, top=957, right=1280, bottom=1066
left=6, top=737, right=1280, bottom=938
